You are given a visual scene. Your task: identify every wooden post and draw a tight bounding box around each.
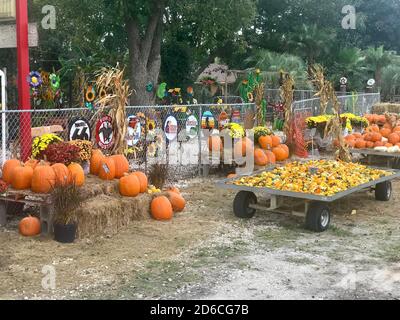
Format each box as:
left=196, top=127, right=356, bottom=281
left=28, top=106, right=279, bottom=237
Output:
left=16, top=0, right=32, bottom=161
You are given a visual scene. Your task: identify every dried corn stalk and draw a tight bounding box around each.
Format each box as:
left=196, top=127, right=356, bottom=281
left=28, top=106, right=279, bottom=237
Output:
left=94, top=65, right=132, bottom=155
left=255, top=82, right=265, bottom=125
left=280, top=74, right=295, bottom=147
left=310, top=65, right=329, bottom=115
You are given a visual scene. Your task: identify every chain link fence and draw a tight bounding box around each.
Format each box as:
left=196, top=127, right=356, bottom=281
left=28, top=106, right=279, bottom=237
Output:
left=0, top=103, right=257, bottom=180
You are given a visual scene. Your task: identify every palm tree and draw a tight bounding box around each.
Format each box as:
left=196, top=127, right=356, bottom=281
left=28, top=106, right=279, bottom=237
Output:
left=365, top=46, right=394, bottom=89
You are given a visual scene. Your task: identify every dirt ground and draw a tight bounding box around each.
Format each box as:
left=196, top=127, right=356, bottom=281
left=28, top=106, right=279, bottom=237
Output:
left=1, top=175, right=400, bottom=300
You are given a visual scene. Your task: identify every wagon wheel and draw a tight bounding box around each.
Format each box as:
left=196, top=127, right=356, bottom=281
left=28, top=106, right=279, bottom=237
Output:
left=305, top=202, right=331, bottom=232
left=375, top=181, right=392, bottom=202
left=233, top=191, right=257, bottom=219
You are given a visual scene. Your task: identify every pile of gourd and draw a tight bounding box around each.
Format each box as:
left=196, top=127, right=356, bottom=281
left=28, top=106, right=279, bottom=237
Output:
left=2, top=159, right=85, bottom=194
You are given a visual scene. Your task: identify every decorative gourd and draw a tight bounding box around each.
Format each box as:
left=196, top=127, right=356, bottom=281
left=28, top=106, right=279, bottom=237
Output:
left=272, top=147, right=288, bottom=161
left=11, top=164, right=33, bottom=190
left=132, top=171, right=148, bottom=193
left=271, top=136, right=281, bottom=148
left=119, top=174, right=140, bottom=197
left=234, top=137, right=253, bottom=157
left=110, top=155, right=130, bottom=178
left=19, top=216, right=41, bottom=237
left=2, top=159, right=20, bottom=184
left=31, top=162, right=56, bottom=194
left=264, top=150, right=276, bottom=164
left=68, top=163, right=85, bottom=186
left=150, top=196, right=173, bottom=221
left=98, top=157, right=116, bottom=180
left=388, top=133, right=400, bottom=145
left=254, top=148, right=268, bottom=166
left=208, top=136, right=222, bottom=152
left=259, top=136, right=272, bottom=150
left=52, top=163, right=71, bottom=186
left=25, top=159, right=39, bottom=170
left=167, top=191, right=186, bottom=212
left=90, top=149, right=105, bottom=175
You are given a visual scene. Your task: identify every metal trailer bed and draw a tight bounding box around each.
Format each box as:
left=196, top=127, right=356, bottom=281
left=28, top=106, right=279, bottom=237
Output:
left=217, top=166, right=400, bottom=232
left=350, top=148, right=400, bottom=169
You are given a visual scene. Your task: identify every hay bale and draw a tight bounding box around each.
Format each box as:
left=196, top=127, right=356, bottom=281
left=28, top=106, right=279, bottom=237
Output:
left=372, top=103, right=400, bottom=114
left=75, top=193, right=152, bottom=239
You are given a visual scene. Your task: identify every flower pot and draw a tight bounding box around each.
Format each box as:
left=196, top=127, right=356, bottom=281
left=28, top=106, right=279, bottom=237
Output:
left=54, top=223, right=77, bottom=243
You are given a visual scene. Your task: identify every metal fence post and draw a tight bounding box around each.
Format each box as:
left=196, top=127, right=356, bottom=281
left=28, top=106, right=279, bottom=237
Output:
left=1, top=70, right=6, bottom=166
left=198, top=105, right=202, bottom=177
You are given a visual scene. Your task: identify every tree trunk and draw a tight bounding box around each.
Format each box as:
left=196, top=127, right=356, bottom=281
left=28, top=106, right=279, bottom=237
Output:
left=375, top=67, right=382, bottom=91
left=125, top=1, right=164, bottom=106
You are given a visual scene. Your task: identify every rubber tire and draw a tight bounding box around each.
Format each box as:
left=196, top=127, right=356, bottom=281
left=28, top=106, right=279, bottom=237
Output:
left=233, top=191, right=257, bottom=219
left=375, top=181, right=392, bottom=201
left=305, top=202, right=331, bottom=232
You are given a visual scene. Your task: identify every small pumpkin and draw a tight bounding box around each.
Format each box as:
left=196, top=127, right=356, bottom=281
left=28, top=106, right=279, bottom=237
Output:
left=371, top=132, right=382, bottom=142
left=150, top=196, right=173, bottom=221
left=271, top=136, right=281, bottom=148
left=374, top=141, right=384, bottom=147
left=2, top=159, right=21, bottom=184
left=167, top=191, right=186, bottom=212
left=227, top=173, right=237, bottom=179
left=25, top=158, right=39, bottom=170
left=110, top=155, right=130, bottom=178
left=264, top=150, right=276, bottom=164
left=366, top=141, right=374, bottom=148
left=355, top=139, right=367, bottom=149
left=52, top=163, right=71, bottom=186
left=388, top=133, right=400, bottom=145
left=19, top=216, right=41, bottom=237
left=208, top=136, right=222, bottom=152
left=119, top=173, right=140, bottom=197
left=254, top=148, right=269, bottom=166
left=168, top=186, right=181, bottom=194
left=31, top=161, right=56, bottom=194
left=380, top=128, right=392, bottom=138
left=259, top=136, right=272, bottom=150
left=272, top=147, right=288, bottom=161
left=11, top=164, right=33, bottom=190
left=68, top=163, right=85, bottom=186
left=98, top=157, right=116, bottom=180
left=234, top=137, right=253, bottom=158
left=132, top=171, right=148, bottom=193
left=90, top=149, right=105, bottom=175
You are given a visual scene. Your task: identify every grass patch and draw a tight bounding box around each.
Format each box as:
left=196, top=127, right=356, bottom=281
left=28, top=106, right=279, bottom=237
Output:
left=284, top=256, right=314, bottom=265
left=375, top=244, right=400, bottom=263
left=328, top=225, right=353, bottom=237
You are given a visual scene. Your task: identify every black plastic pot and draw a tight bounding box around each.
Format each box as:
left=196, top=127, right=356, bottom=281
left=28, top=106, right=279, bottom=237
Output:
left=54, top=223, right=77, bottom=243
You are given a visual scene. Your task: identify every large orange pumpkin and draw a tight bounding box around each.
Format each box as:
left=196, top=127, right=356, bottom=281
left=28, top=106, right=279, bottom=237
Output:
left=68, top=163, right=85, bottom=186
left=31, top=162, right=56, bottom=194
left=371, top=132, right=382, bottom=142
left=278, top=144, right=289, bottom=155
left=11, top=165, right=33, bottom=190
left=272, top=147, right=288, bottom=161
left=132, top=171, right=148, bottom=193
left=110, top=155, right=130, bottom=178
left=254, top=148, right=269, bottom=166
left=19, top=216, right=41, bottom=237
left=271, top=136, right=281, bottom=148
left=90, top=149, right=105, bottom=175
left=259, top=136, right=273, bottom=150
left=98, top=157, right=116, bottom=180
left=2, top=159, right=20, bottom=184
left=52, top=163, right=71, bottom=186
left=119, top=174, right=140, bottom=197
left=234, top=137, right=254, bottom=157
left=208, top=136, right=222, bottom=152
left=380, top=128, right=392, bottom=138
left=151, top=196, right=173, bottom=221
left=167, top=191, right=186, bottom=212
left=264, top=150, right=276, bottom=164
left=25, top=159, right=39, bottom=170
left=388, top=133, right=400, bottom=145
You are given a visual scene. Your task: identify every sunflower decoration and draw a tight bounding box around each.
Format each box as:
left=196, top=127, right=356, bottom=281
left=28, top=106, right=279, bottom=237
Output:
left=146, top=118, right=156, bottom=133
left=49, top=74, right=60, bottom=91
left=27, top=71, right=42, bottom=88
left=40, top=71, right=50, bottom=86
left=247, top=92, right=254, bottom=102
left=85, top=85, right=96, bottom=102
left=147, top=142, right=157, bottom=157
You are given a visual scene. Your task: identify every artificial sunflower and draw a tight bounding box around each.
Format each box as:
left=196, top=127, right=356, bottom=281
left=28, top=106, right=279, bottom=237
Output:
left=85, top=85, right=96, bottom=102
left=147, top=143, right=157, bottom=157
left=27, top=71, right=42, bottom=88
left=147, top=119, right=156, bottom=132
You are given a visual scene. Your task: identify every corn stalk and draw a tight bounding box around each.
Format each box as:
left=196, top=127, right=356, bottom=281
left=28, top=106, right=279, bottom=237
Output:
left=255, top=82, right=265, bottom=126
left=280, top=74, right=295, bottom=148
left=94, top=65, right=132, bottom=155
left=310, top=65, right=329, bottom=115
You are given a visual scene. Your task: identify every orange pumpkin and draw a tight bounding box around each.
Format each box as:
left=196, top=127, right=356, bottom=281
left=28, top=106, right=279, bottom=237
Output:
left=2, top=159, right=21, bottom=184
left=388, top=133, right=400, bottom=145
left=25, top=159, right=39, bottom=170
left=31, top=162, right=56, bottom=194
left=51, top=163, right=71, bottom=186
left=380, top=128, right=392, bottom=138
left=385, top=143, right=394, bottom=148
left=355, top=139, right=367, bottom=149
left=151, top=196, right=173, bottom=221
left=346, top=140, right=356, bottom=148
left=68, top=163, right=85, bottom=186
left=234, top=137, right=254, bottom=157
left=90, top=149, right=105, bottom=175
left=377, top=115, right=386, bottom=124
left=132, top=171, right=148, bottom=193
left=167, top=191, right=186, bottom=212
left=110, top=155, right=130, bottom=178
left=392, top=126, right=400, bottom=133
left=264, top=150, right=276, bottom=164
left=254, top=148, right=269, bottom=166
left=19, top=216, right=41, bottom=237
left=371, top=132, right=382, bottom=142
left=272, top=147, right=288, bottom=161
left=353, top=132, right=362, bottom=139
left=383, top=122, right=393, bottom=130
left=364, top=114, right=373, bottom=124
left=11, top=165, right=33, bottom=190
left=374, top=141, right=384, bottom=147
left=227, top=174, right=237, bottom=179
left=345, top=134, right=356, bottom=141
left=370, top=124, right=380, bottom=133
left=208, top=136, right=222, bottom=152
left=363, top=133, right=373, bottom=141
left=366, top=141, right=374, bottom=148
left=98, top=157, right=116, bottom=180
left=271, top=136, right=281, bottom=148
left=168, top=186, right=181, bottom=194
left=259, top=136, right=273, bottom=150
left=278, top=144, right=289, bottom=155
left=119, top=174, right=140, bottom=197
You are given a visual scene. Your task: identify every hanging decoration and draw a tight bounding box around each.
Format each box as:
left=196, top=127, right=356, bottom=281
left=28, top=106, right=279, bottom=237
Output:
left=96, top=115, right=115, bottom=150
left=146, top=82, right=154, bottom=93
left=27, top=71, right=43, bottom=88
left=40, top=71, right=50, bottom=86
left=201, top=111, right=215, bottom=130
left=68, top=117, right=92, bottom=141
left=157, top=82, right=167, bottom=99
left=85, top=85, right=96, bottom=102
left=164, top=115, right=178, bottom=141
